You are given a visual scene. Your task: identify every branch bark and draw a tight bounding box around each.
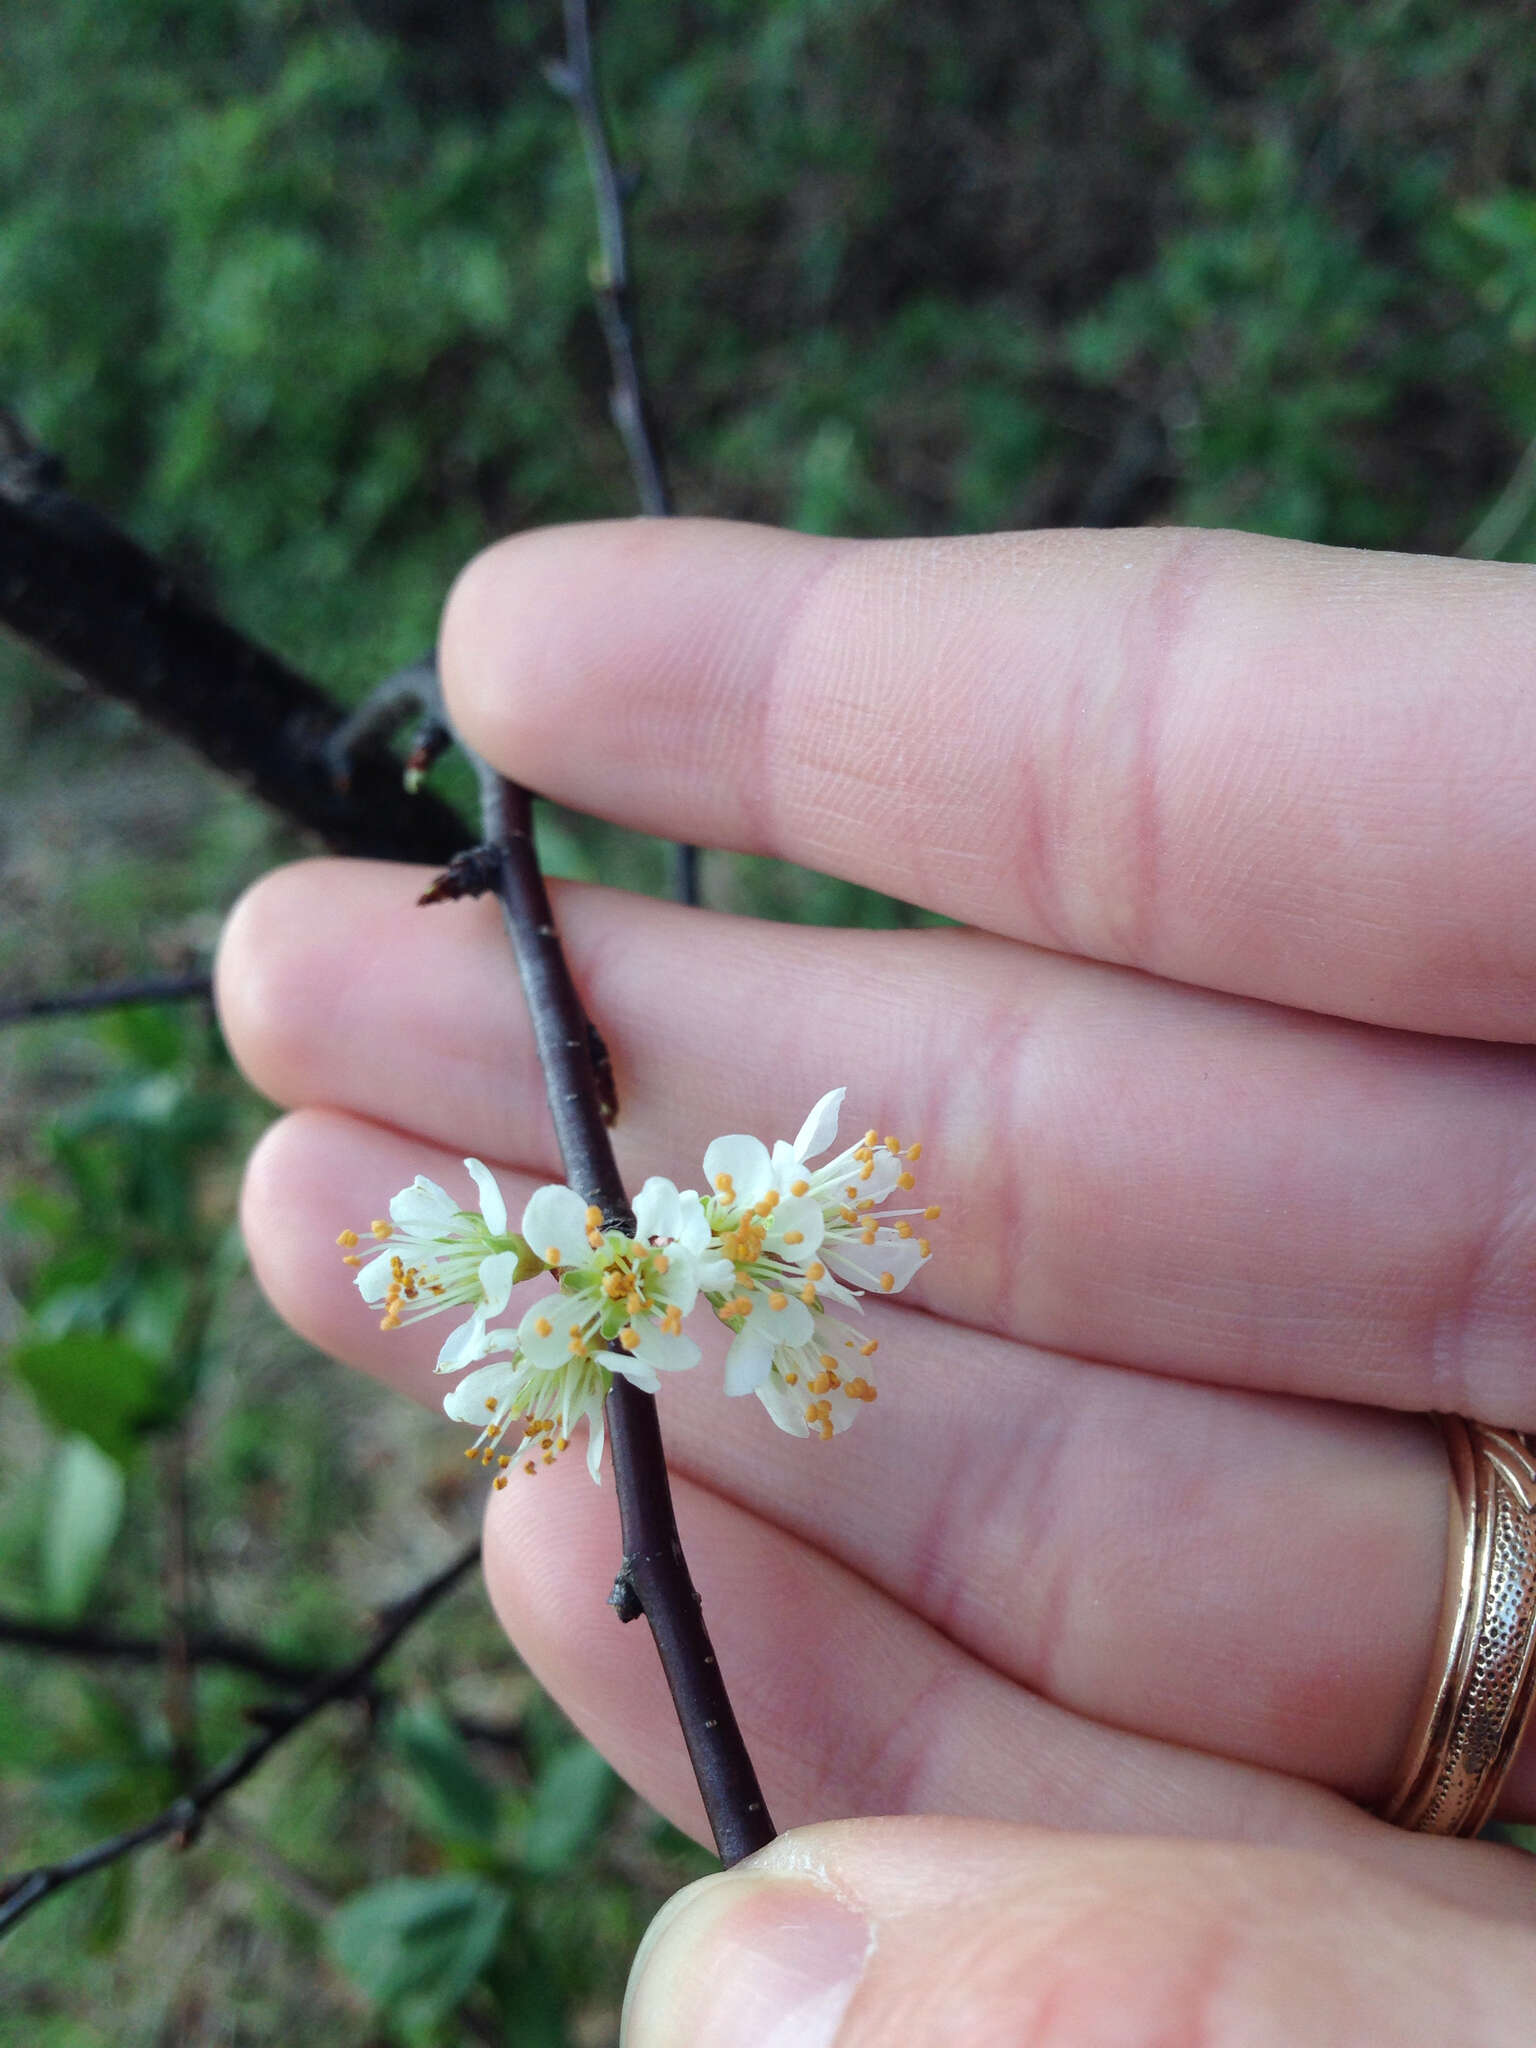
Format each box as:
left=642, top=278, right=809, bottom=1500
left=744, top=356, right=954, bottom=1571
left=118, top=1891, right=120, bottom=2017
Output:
left=444, top=767, right=774, bottom=1867
left=0, top=411, right=467, bottom=864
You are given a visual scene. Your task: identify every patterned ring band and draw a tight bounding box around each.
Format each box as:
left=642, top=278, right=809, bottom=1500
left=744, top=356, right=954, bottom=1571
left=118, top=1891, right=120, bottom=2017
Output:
left=1378, top=1417, right=1536, bottom=1836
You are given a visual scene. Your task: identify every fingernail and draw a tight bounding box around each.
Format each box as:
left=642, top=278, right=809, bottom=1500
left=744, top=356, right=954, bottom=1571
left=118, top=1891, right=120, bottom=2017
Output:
left=621, top=1872, right=870, bottom=2048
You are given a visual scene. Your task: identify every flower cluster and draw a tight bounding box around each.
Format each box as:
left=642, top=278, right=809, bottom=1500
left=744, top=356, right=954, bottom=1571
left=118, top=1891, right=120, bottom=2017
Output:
left=339, top=1090, right=935, bottom=1484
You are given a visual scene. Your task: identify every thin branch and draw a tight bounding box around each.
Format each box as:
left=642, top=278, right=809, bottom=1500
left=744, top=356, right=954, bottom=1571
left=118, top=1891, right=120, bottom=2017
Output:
left=0, top=972, right=214, bottom=1026
left=0, top=410, right=468, bottom=865
left=0, top=1541, right=483, bottom=1939
left=549, top=1, right=700, bottom=910
left=431, top=762, right=774, bottom=1867
left=1461, top=429, right=1536, bottom=560
left=0, top=1610, right=346, bottom=1689
left=0, top=1608, right=529, bottom=1754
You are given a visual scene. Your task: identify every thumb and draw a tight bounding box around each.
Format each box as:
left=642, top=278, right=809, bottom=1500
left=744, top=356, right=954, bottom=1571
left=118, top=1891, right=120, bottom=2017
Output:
left=620, top=1816, right=1536, bottom=2047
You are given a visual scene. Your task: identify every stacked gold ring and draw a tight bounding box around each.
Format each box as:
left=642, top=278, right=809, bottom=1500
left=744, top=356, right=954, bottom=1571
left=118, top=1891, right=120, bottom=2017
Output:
left=1379, top=1418, right=1536, bottom=1836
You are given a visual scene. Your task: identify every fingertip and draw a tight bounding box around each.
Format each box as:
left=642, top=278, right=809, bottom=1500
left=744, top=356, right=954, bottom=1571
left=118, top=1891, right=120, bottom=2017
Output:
left=437, top=516, right=840, bottom=831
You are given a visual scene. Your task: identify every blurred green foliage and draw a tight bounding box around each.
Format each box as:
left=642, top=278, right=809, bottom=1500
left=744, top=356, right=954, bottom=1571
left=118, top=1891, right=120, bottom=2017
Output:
left=4, top=0, right=1536, bottom=2040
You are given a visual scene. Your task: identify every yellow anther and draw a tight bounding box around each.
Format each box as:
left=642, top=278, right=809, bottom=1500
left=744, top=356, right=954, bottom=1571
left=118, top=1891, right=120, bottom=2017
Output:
left=464, top=1446, right=477, bottom=1459
left=859, top=1162, right=874, bottom=1180
left=791, top=1179, right=810, bottom=1197
left=557, top=1437, right=569, bottom=1452
left=661, top=1305, right=683, bottom=1336
left=898, top=1171, right=916, bottom=1191
left=535, top=1316, right=553, bottom=1339
left=768, top=1291, right=788, bottom=1311
left=860, top=1338, right=878, bottom=1357
left=840, top=1205, right=858, bottom=1222
left=542, top=1449, right=555, bottom=1465
left=545, top=1244, right=562, bottom=1264
left=885, top=1134, right=900, bottom=1153
left=918, top=1238, right=931, bottom=1257
left=809, top=1372, right=831, bottom=1394
left=586, top=1228, right=604, bottom=1249
left=481, top=1451, right=493, bottom=1466
left=585, top=1205, right=603, bottom=1229
left=626, top=1292, right=644, bottom=1315
left=924, top=1205, right=941, bottom=1220
left=654, top=1252, right=670, bottom=1274
left=485, top=1397, right=498, bottom=1412
left=864, top=1130, right=878, bottom=1146
left=756, top=1189, right=780, bottom=1214
left=379, top=1313, right=400, bottom=1331
left=785, top=1371, right=799, bottom=1385
left=783, top=1229, right=804, bottom=1245
left=494, top=1474, right=508, bottom=1490
left=371, top=1220, right=391, bottom=1239
left=803, top=1403, right=820, bottom=1423
left=878, top=1272, right=896, bottom=1292
left=498, top=1455, right=511, bottom=1468
left=807, top=1261, right=825, bottom=1281
left=619, top=1326, right=641, bottom=1352
left=896, top=1220, right=913, bottom=1238
left=525, top=1460, right=537, bottom=1476
left=541, top=1436, right=553, bottom=1450
left=860, top=1226, right=877, bottom=1246
left=342, top=1254, right=362, bottom=1267
left=844, top=1187, right=859, bottom=1201
left=569, top=1322, right=584, bottom=1338
left=336, top=1229, right=360, bottom=1248
left=906, top=1143, right=923, bottom=1161
left=714, top=1173, right=735, bottom=1194
left=568, top=1336, right=587, bottom=1357
left=800, top=1281, right=817, bottom=1304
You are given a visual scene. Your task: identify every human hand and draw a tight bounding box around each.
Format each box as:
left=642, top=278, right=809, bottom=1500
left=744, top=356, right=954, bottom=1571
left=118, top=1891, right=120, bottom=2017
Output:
left=218, top=519, right=1536, bottom=2041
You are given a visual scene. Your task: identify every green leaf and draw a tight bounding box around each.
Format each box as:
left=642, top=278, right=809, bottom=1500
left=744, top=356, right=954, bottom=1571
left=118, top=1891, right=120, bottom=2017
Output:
left=390, top=1702, right=501, bottom=1846
left=517, top=1741, right=616, bottom=1875
left=40, top=1433, right=126, bottom=1618
left=326, top=1875, right=510, bottom=2029
left=9, top=1331, right=166, bottom=1460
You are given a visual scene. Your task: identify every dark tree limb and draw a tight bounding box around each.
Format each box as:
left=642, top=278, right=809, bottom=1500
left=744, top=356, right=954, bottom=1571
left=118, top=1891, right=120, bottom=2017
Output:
left=435, top=763, right=773, bottom=1867
left=0, top=972, right=214, bottom=1025
left=0, top=412, right=467, bottom=865
left=0, top=1541, right=483, bottom=1939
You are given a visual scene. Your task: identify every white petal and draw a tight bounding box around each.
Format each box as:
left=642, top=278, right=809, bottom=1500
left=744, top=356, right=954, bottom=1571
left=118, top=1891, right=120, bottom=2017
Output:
left=754, top=1371, right=811, bottom=1436
left=477, top=1249, right=518, bottom=1317
left=389, top=1175, right=455, bottom=1233
left=723, top=1326, right=776, bottom=1396
left=436, top=1307, right=489, bottom=1371
left=656, top=1254, right=699, bottom=1318
left=823, top=1235, right=928, bottom=1294
left=626, top=1324, right=701, bottom=1376
left=743, top=1289, right=814, bottom=1348
left=355, top=1250, right=396, bottom=1303
left=608, top=1351, right=661, bottom=1394
left=584, top=1403, right=607, bottom=1484
left=633, top=1175, right=681, bottom=1242
left=770, top=1196, right=824, bottom=1259
left=695, top=1255, right=737, bottom=1294
left=673, top=1188, right=711, bottom=1254
left=860, top=1150, right=903, bottom=1204
left=517, top=1298, right=578, bottom=1368
left=443, top=1360, right=517, bottom=1425
left=701, top=1134, right=772, bottom=1208
left=465, top=1158, right=508, bottom=1236
left=521, top=1184, right=589, bottom=1266
left=792, top=1087, right=846, bottom=1162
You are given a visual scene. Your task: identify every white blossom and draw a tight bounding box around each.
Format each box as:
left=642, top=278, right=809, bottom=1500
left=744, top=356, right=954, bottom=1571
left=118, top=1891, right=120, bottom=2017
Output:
left=697, top=1087, right=936, bottom=1434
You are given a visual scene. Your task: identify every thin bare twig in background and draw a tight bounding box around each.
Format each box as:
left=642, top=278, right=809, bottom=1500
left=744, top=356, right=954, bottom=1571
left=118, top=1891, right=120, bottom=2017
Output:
left=0, top=1541, right=484, bottom=1939
left=0, top=972, right=215, bottom=1026
left=549, top=0, right=700, bottom=909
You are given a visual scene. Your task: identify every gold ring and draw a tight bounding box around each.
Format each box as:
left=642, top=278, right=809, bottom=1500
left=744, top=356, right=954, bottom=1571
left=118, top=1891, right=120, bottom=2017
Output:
left=1379, top=1417, right=1536, bottom=1835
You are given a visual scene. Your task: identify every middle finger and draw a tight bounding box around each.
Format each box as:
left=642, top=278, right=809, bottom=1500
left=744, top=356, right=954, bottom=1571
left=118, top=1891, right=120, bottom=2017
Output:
left=221, top=858, right=1536, bottom=1424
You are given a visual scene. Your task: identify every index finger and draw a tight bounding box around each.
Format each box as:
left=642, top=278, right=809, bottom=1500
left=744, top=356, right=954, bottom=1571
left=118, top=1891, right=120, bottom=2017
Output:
left=442, top=519, right=1536, bottom=1039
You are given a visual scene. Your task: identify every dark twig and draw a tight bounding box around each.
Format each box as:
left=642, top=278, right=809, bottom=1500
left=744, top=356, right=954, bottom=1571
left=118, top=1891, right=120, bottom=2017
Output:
left=549, top=1, right=700, bottom=910
left=0, top=972, right=213, bottom=1025
left=429, top=762, right=774, bottom=1866
left=0, top=1541, right=483, bottom=1939
left=0, top=410, right=467, bottom=864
